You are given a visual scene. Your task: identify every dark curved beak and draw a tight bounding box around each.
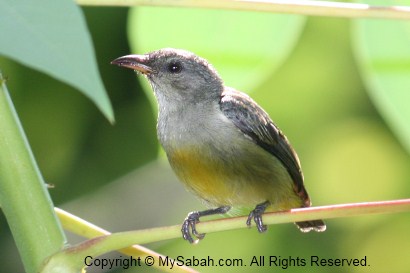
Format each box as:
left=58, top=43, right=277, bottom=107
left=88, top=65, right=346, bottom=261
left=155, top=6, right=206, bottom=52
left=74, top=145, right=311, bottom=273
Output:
left=111, top=54, right=152, bottom=75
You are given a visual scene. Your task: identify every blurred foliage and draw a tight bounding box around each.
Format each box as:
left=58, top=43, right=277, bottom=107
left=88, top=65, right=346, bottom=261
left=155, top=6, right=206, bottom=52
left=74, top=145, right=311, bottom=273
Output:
left=0, top=3, right=410, bottom=273
left=0, top=0, right=113, bottom=121
left=353, top=1, right=410, bottom=154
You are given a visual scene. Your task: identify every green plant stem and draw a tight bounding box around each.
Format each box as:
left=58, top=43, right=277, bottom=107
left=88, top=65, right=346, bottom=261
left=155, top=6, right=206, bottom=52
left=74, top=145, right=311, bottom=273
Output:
left=76, top=0, right=410, bottom=20
left=42, top=199, right=410, bottom=272
left=55, top=208, right=198, bottom=273
left=0, top=73, right=66, bottom=273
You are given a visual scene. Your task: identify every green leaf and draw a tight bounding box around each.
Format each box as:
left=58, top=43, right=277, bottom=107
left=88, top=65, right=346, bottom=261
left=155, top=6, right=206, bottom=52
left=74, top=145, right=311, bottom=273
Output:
left=353, top=0, right=410, bottom=153
left=0, top=0, right=113, bottom=122
left=128, top=7, right=305, bottom=92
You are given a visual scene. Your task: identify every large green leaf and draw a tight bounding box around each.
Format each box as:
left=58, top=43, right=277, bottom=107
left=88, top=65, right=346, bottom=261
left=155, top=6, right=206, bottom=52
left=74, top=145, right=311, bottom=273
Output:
left=128, top=7, right=305, bottom=93
left=0, top=0, right=113, bottom=122
left=353, top=0, right=410, bottom=153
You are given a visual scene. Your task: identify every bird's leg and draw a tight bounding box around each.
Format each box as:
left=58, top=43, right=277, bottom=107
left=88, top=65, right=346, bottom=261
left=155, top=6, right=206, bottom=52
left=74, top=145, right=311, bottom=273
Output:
left=246, top=201, right=271, bottom=233
left=182, top=206, right=231, bottom=244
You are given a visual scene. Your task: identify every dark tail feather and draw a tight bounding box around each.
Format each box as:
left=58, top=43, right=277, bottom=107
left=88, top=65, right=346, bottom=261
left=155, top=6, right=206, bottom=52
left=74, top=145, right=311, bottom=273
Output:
left=295, top=219, right=326, bottom=232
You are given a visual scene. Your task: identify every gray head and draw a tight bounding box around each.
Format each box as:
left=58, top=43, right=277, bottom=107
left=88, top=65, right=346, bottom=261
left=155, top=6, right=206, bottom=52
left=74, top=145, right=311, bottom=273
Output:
left=111, top=48, right=224, bottom=104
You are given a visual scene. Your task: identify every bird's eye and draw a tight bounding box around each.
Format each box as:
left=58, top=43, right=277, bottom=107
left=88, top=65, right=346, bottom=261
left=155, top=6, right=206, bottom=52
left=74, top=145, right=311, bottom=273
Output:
left=167, top=61, right=182, bottom=74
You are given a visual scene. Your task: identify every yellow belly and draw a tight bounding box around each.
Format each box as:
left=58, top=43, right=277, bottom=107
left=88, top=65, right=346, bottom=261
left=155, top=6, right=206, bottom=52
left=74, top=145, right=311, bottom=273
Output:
left=167, top=146, right=303, bottom=210
left=168, top=148, right=234, bottom=205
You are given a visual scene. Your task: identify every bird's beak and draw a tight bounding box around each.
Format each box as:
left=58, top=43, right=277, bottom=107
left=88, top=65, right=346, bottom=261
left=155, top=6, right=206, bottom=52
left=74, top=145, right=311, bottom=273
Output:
left=111, top=54, right=153, bottom=75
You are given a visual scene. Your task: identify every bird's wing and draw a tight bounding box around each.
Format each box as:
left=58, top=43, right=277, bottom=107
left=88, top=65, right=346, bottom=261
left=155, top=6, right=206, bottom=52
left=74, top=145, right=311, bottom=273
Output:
left=220, top=87, right=310, bottom=206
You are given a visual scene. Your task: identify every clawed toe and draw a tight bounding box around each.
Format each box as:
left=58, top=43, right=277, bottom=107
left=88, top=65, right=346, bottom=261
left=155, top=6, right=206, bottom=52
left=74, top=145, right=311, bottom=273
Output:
left=246, top=201, right=270, bottom=233
left=181, top=211, right=205, bottom=244
left=181, top=206, right=231, bottom=244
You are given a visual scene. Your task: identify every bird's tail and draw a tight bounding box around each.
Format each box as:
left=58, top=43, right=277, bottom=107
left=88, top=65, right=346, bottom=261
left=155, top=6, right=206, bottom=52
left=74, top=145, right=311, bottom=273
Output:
left=295, top=219, right=326, bottom=232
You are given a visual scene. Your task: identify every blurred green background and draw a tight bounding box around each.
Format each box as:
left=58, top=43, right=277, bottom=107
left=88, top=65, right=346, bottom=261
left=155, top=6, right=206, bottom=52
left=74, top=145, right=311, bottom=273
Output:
left=1, top=3, right=410, bottom=273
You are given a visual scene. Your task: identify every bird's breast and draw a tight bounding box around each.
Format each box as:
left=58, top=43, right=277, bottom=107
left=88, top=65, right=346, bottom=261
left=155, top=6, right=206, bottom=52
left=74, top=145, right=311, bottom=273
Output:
left=156, top=102, right=232, bottom=147
left=156, top=103, right=301, bottom=209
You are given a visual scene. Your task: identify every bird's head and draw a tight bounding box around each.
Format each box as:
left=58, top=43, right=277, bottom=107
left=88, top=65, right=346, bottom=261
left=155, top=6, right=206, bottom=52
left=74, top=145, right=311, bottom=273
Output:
left=111, top=48, right=224, bottom=104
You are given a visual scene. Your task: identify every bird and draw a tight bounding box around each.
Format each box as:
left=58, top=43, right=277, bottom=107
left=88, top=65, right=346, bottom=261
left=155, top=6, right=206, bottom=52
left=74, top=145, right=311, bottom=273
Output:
left=111, top=48, right=326, bottom=243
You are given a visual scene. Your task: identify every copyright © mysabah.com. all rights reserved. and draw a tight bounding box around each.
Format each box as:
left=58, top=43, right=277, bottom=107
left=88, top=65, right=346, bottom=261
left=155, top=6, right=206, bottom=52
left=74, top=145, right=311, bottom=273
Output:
left=84, top=255, right=369, bottom=270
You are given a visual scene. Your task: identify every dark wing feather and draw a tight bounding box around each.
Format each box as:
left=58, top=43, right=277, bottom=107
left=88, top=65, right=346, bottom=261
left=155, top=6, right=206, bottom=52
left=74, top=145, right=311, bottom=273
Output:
left=220, top=87, right=310, bottom=206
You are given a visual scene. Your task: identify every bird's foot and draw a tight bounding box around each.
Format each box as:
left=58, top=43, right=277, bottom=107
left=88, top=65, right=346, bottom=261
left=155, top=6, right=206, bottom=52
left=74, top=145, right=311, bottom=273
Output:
left=246, top=201, right=271, bottom=233
left=181, top=206, right=231, bottom=244
left=181, top=211, right=205, bottom=244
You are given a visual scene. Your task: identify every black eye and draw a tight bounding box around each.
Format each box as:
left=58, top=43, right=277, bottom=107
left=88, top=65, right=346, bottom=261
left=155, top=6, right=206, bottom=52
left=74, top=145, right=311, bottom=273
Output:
left=167, top=61, right=182, bottom=73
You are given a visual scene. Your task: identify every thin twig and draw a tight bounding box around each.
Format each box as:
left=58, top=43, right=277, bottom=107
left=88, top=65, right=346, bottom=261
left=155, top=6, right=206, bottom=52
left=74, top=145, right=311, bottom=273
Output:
left=65, top=199, right=410, bottom=252
left=76, top=0, right=410, bottom=20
